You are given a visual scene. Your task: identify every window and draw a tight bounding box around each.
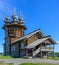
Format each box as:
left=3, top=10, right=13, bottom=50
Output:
left=20, top=50, right=26, bottom=56
left=8, top=28, right=15, bottom=36
left=20, top=42, right=25, bottom=48
left=5, top=31, right=8, bottom=37
left=13, top=45, right=16, bottom=51
left=35, top=33, right=41, bottom=38
left=11, top=45, right=16, bottom=51
left=5, top=38, right=9, bottom=44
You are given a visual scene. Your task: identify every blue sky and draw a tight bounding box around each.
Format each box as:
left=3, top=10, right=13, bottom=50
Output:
left=0, top=0, right=59, bottom=53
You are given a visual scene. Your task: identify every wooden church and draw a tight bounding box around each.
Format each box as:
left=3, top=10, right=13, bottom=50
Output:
left=3, top=10, right=57, bottom=58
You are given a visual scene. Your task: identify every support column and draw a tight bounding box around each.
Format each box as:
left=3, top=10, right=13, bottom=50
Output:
left=41, top=43, right=42, bottom=58
left=26, top=39, right=28, bottom=57
left=26, top=49, right=28, bottom=56
left=45, top=43, right=46, bottom=49
left=41, top=51, right=42, bottom=58
left=32, top=48, right=34, bottom=58
left=47, top=52, right=48, bottom=58
left=49, top=44, right=51, bottom=49
left=53, top=44, right=55, bottom=59
left=53, top=51, right=55, bottom=59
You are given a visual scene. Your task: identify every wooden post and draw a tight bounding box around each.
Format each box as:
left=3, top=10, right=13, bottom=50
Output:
left=32, top=48, right=34, bottom=58
left=49, top=44, right=51, bottom=49
left=26, top=39, right=28, bottom=57
left=41, top=43, right=42, bottom=58
left=53, top=44, right=55, bottom=59
left=53, top=51, right=55, bottom=59
left=45, top=43, right=46, bottom=49
left=26, top=49, right=28, bottom=56
left=41, top=51, right=42, bottom=58
left=47, top=52, right=48, bottom=58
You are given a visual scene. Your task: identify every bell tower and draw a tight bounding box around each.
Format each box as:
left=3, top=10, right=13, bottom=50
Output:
left=3, top=9, right=26, bottom=55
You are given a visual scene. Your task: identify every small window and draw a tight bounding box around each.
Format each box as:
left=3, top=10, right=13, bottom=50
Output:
left=8, top=29, right=15, bottom=36
left=11, top=45, right=16, bottom=51
left=20, top=42, right=25, bottom=48
left=20, top=50, right=26, bottom=56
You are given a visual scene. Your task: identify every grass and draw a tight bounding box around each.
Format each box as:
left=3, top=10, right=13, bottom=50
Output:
left=48, top=56, right=59, bottom=60
left=0, top=55, right=20, bottom=59
left=0, top=55, right=13, bottom=59
left=0, top=55, right=59, bottom=60
left=20, top=63, right=59, bottom=65
left=0, top=61, right=13, bottom=65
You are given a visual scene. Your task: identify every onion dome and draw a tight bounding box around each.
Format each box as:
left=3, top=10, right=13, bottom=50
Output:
left=12, top=8, right=18, bottom=22
left=18, top=18, right=24, bottom=26
left=12, top=14, right=18, bottom=22
left=4, top=16, right=10, bottom=24
left=18, top=11, right=25, bottom=25
left=18, top=17, right=26, bottom=30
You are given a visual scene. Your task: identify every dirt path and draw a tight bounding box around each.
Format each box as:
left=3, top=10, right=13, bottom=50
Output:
left=0, top=58, right=59, bottom=65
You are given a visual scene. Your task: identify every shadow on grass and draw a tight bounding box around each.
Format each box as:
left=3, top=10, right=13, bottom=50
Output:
left=0, top=55, right=21, bottom=59
left=11, top=56, right=21, bottom=58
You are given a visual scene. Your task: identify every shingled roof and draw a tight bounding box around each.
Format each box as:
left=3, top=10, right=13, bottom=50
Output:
left=25, top=37, right=50, bottom=49
left=11, top=29, right=57, bottom=45
left=26, top=36, right=57, bottom=49
left=11, top=29, right=41, bottom=44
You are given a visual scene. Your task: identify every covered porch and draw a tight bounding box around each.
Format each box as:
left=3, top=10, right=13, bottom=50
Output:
left=25, top=37, right=56, bottom=58
left=25, top=43, right=55, bottom=58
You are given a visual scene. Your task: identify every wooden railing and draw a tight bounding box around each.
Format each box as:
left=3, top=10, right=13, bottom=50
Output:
left=42, top=46, right=53, bottom=49
left=41, top=46, right=54, bottom=51
left=33, top=47, right=40, bottom=56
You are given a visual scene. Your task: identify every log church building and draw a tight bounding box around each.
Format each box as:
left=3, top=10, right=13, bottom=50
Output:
left=3, top=10, right=57, bottom=58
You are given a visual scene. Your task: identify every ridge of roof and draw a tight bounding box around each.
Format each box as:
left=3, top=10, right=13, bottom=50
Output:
left=11, top=29, right=40, bottom=44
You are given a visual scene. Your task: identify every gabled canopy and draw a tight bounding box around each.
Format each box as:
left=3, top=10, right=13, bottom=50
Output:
left=26, top=37, right=57, bottom=49
left=26, top=37, right=50, bottom=49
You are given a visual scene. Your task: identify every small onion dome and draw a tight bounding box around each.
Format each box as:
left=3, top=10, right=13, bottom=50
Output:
left=18, top=18, right=24, bottom=26
left=12, top=14, right=18, bottom=22
left=4, top=16, right=10, bottom=24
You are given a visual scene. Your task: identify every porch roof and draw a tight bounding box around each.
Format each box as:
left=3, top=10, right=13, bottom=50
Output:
left=25, top=37, right=50, bottom=49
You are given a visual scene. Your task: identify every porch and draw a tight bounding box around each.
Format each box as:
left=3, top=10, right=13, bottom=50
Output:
left=26, top=43, right=55, bottom=58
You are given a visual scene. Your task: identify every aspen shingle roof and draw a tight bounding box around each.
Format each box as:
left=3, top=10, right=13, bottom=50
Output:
left=11, top=29, right=41, bottom=44
left=11, top=29, right=57, bottom=45
left=25, top=37, right=50, bottom=49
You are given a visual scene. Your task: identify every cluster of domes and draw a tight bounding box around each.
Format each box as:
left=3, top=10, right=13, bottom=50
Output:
left=4, top=11, right=24, bottom=26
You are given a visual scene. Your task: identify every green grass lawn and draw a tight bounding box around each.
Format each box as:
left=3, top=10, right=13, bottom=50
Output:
left=0, top=61, right=13, bottom=65
left=0, top=55, right=13, bottom=59
left=48, top=56, right=59, bottom=60
left=20, top=63, right=59, bottom=65
left=0, top=55, right=20, bottom=59
left=0, top=55, right=59, bottom=60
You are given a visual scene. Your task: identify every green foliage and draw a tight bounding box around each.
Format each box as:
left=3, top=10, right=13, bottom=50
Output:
left=20, top=63, right=58, bottom=65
